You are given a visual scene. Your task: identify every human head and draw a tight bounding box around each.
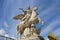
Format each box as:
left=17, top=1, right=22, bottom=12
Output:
left=27, top=6, right=30, bottom=10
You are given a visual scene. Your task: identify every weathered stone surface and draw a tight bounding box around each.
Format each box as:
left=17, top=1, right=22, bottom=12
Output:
left=20, top=35, right=40, bottom=40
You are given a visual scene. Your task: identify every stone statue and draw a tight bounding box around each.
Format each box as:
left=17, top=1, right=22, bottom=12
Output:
left=13, top=6, right=44, bottom=40
left=14, top=6, right=32, bottom=40
left=21, top=6, right=32, bottom=23
left=23, top=24, right=41, bottom=37
left=26, top=6, right=44, bottom=25
left=13, top=6, right=60, bottom=40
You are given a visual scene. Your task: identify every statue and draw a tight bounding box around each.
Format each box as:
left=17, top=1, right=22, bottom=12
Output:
left=23, top=24, right=41, bottom=37
left=26, top=6, right=44, bottom=25
left=13, top=6, right=44, bottom=40
left=14, top=6, right=32, bottom=40
left=21, top=6, right=32, bottom=23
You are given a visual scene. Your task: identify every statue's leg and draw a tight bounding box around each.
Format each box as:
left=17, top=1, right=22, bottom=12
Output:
left=24, top=15, right=30, bottom=24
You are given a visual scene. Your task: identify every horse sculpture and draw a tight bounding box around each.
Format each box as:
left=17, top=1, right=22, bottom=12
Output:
left=13, top=6, right=44, bottom=40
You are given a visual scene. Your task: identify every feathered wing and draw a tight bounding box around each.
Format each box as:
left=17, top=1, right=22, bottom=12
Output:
left=13, top=14, right=25, bottom=20
left=13, top=10, right=27, bottom=20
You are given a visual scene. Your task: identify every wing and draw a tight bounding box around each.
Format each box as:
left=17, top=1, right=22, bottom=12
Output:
left=13, top=11, right=27, bottom=20
left=13, top=14, right=25, bottom=20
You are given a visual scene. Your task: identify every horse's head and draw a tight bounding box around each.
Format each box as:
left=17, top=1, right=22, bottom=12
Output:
left=32, top=6, right=38, bottom=11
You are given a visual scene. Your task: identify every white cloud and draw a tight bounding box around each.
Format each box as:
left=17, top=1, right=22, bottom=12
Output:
left=0, top=29, right=6, bottom=35
left=4, top=34, right=9, bottom=37
left=11, top=36, right=15, bottom=39
left=0, top=29, right=10, bottom=37
left=4, top=34, right=15, bottom=39
left=4, top=21, right=9, bottom=27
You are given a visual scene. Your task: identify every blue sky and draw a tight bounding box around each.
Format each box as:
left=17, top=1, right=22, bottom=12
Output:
left=0, top=0, right=60, bottom=40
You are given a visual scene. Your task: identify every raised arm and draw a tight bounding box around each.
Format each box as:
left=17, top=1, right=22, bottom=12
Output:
left=19, top=8, right=25, bottom=12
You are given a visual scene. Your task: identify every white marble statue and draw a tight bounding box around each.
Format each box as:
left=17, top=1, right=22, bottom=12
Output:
left=21, top=6, right=32, bottom=23
left=18, top=6, right=44, bottom=28
left=27, top=6, right=44, bottom=25
left=13, top=6, right=44, bottom=40
left=15, top=6, right=32, bottom=40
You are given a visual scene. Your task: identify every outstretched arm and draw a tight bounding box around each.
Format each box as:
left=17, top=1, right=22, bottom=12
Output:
left=19, top=8, right=24, bottom=12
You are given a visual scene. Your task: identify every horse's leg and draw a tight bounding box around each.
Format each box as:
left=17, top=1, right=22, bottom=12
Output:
left=38, top=17, right=44, bottom=34
left=16, top=31, right=19, bottom=40
left=38, top=17, right=44, bottom=26
left=20, top=34, right=22, bottom=39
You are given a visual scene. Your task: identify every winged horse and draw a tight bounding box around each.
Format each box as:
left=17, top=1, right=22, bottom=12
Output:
left=13, top=6, right=44, bottom=40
